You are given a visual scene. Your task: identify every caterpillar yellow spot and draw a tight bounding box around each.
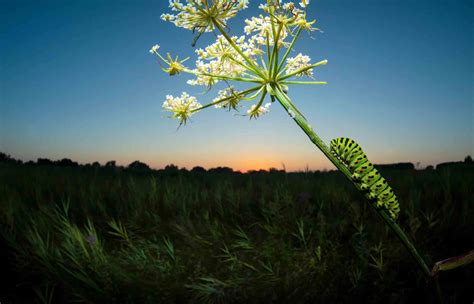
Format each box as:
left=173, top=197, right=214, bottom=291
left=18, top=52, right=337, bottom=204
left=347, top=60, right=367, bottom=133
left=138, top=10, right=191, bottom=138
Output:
left=330, top=137, right=400, bottom=220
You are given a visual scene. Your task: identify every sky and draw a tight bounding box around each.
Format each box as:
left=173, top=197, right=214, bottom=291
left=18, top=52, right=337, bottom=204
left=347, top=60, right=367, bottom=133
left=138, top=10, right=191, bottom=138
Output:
left=1, top=0, right=473, bottom=172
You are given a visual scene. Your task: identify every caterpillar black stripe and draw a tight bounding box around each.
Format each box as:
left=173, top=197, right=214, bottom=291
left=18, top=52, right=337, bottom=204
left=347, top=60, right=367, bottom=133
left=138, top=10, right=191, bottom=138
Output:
left=330, top=137, right=400, bottom=220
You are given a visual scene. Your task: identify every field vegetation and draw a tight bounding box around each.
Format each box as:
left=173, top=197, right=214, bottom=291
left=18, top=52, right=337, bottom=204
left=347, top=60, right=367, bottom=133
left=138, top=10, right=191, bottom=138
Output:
left=0, top=155, right=473, bottom=303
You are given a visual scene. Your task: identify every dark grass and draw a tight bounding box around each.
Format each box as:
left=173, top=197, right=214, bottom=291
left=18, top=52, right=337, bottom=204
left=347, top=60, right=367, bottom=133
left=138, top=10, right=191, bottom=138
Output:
left=0, top=163, right=473, bottom=303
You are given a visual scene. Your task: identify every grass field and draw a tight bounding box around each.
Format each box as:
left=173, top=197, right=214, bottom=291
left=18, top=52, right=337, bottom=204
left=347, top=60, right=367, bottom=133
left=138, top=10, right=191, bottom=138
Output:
left=1, top=162, right=473, bottom=303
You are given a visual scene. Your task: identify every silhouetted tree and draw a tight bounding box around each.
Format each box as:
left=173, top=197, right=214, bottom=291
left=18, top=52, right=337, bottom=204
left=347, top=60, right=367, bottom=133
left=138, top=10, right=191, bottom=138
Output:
left=56, top=158, right=79, bottom=167
left=436, top=161, right=464, bottom=170
left=37, top=158, right=54, bottom=166
left=0, top=152, right=23, bottom=164
left=375, top=163, right=414, bottom=170
left=465, top=155, right=473, bottom=164
left=92, top=161, right=101, bottom=168
left=0, top=152, right=12, bottom=163
left=105, top=160, right=116, bottom=168
left=191, top=166, right=207, bottom=173
left=128, top=161, right=150, bottom=171
left=164, top=164, right=179, bottom=173
left=425, top=165, right=434, bottom=170
left=208, top=166, right=233, bottom=174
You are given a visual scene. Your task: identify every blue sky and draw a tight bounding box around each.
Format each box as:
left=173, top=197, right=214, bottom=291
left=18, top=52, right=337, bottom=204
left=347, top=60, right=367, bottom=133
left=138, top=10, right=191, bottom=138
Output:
left=1, top=0, right=473, bottom=171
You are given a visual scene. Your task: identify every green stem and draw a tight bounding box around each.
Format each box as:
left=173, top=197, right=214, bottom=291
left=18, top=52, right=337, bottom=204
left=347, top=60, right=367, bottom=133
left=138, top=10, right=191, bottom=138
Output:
left=277, top=26, right=302, bottom=73
left=183, top=69, right=261, bottom=83
left=279, top=59, right=328, bottom=80
left=281, top=81, right=327, bottom=85
left=191, top=86, right=261, bottom=112
left=272, top=86, right=432, bottom=279
left=271, top=23, right=283, bottom=79
left=266, top=32, right=272, bottom=71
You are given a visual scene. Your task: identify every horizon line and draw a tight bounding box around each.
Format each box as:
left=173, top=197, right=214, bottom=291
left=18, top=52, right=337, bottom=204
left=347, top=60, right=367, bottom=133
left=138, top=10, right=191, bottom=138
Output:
left=1, top=151, right=471, bottom=173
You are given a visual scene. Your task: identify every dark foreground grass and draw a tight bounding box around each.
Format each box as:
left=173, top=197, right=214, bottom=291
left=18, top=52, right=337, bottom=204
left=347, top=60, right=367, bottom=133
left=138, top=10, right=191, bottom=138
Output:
left=0, top=163, right=473, bottom=303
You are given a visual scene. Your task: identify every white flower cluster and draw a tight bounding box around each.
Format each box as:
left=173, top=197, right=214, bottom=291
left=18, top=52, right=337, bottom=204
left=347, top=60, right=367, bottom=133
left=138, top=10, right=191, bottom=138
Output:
left=247, top=102, right=272, bottom=119
left=213, top=86, right=242, bottom=110
left=257, top=2, right=316, bottom=31
left=244, top=15, right=289, bottom=47
left=163, top=92, right=202, bottom=124
left=286, top=53, right=313, bottom=77
left=161, top=0, right=249, bottom=33
left=196, top=35, right=259, bottom=60
left=188, top=35, right=259, bottom=86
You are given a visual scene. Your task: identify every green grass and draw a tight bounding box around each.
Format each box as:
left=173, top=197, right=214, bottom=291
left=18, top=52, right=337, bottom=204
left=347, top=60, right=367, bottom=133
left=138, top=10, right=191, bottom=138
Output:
left=0, top=163, right=473, bottom=303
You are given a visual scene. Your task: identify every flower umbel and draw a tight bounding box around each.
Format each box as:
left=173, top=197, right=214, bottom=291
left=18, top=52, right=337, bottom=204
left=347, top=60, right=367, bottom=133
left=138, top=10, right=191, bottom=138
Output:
left=286, top=53, right=313, bottom=77
left=161, top=0, right=249, bottom=46
left=149, top=46, right=189, bottom=76
left=213, top=87, right=243, bottom=110
left=152, top=1, right=327, bottom=121
left=247, top=102, right=271, bottom=119
left=163, top=92, right=201, bottom=125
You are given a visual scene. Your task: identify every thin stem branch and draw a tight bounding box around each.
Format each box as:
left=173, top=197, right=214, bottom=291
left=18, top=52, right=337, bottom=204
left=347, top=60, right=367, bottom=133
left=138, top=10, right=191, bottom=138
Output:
left=266, top=32, right=272, bottom=70
left=277, top=26, right=302, bottom=73
left=271, top=23, right=283, bottom=79
left=191, top=86, right=261, bottom=112
left=183, top=69, right=262, bottom=83
left=227, top=56, right=263, bottom=79
left=279, top=59, right=328, bottom=81
left=281, top=81, right=327, bottom=85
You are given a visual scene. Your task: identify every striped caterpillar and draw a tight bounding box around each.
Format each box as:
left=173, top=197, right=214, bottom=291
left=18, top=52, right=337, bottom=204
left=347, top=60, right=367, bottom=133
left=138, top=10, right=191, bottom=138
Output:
left=330, top=137, right=400, bottom=220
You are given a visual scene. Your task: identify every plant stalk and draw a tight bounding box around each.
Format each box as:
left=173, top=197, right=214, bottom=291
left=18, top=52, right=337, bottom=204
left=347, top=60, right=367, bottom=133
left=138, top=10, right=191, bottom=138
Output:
left=272, top=86, right=432, bottom=279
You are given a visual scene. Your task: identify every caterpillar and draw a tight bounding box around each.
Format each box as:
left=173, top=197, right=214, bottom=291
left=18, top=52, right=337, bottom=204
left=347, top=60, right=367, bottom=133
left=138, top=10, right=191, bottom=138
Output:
left=330, top=137, right=400, bottom=220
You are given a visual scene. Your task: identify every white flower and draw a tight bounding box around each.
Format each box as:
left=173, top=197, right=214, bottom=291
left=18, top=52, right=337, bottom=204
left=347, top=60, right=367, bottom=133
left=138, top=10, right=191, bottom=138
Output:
left=299, top=0, right=310, bottom=8
left=286, top=53, right=313, bottom=77
left=162, top=92, right=201, bottom=124
left=149, top=44, right=160, bottom=54
left=160, top=13, right=175, bottom=22
left=247, top=102, right=271, bottom=119
left=282, top=2, right=296, bottom=11
left=258, top=3, right=270, bottom=13
left=237, top=0, right=249, bottom=9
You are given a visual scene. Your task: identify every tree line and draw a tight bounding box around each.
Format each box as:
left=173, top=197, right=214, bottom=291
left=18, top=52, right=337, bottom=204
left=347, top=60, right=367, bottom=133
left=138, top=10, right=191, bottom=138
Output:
left=0, top=152, right=472, bottom=173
